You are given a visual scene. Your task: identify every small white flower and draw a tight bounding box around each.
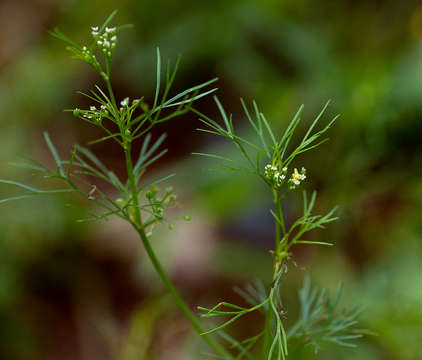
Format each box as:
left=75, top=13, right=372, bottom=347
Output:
left=264, top=163, right=288, bottom=188
left=100, top=105, right=107, bottom=110
left=292, top=168, right=301, bottom=181
left=120, top=97, right=129, bottom=107
left=282, top=167, right=287, bottom=172
left=90, top=106, right=96, bottom=111
left=91, top=26, right=99, bottom=31
left=288, top=167, right=307, bottom=189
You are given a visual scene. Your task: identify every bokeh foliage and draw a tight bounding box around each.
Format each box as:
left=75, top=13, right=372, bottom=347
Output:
left=1, top=0, right=422, bottom=359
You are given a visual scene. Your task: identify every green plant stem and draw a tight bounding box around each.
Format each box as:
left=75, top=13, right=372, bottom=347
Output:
left=105, top=65, right=231, bottom=358
left=105, top=62, right=118, bottom=109
left=124, top=141, right=142, bottom=225
left=124, top=138, right=231, bottom=359
left=274, top=190, right=285, bottom=253
left=262, top=298, right=273, bottom=358
left=262, top=189, right=287, bottom=358
left=133, top=226, right=231, bottom=358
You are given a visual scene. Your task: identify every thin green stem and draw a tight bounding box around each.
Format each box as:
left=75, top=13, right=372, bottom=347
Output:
left=262, top=190, right=277, bottom=358
left=273, top=190, right=281, bottom=254
left=124, top=136, right=231, bottom=359
left=133, top=226, right=232, bottom=358
left=275, top=191, right=286, bottom=247
left=263, top=189, right=288, bottom=359
left=104, top=63, right=118, bottom=111
left=124, top=142, right=141, bottom=225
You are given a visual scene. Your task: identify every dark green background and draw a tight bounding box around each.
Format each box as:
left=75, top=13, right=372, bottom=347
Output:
left=0, top=0, right=421, bottom=359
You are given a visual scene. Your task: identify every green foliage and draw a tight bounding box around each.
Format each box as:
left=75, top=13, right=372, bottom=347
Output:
left=0, top=10, right=368, bottom=360
left=1, top=11, right=216, bottom=231
left=0, top=12, right=231, bottom=359
left=279, top=191, right=338, bottom=248
left=288, top=277, right=368, bottom=352
left=194, top=91, right=367, bottom=358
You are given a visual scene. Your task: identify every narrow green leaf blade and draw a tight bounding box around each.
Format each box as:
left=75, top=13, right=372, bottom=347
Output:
left=153, top=47, right=161, bottom=108
left=76, top=145, right=109, bottom=175
left=99, top=10, right=118, bottom=33
left=214, top=96, right=231, bottom=132
left=44, top=132, right=64, bottom=176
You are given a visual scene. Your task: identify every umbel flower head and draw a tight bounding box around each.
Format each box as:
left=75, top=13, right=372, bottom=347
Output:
left=288, top=167, right=306, bottom=190
left=91, top=26, right=117, bottom=58
left=264, top=164, right=307, bottom=190
left=73, top=104, right=108, bottom=124
left=264, top=164, right=287, bottom=188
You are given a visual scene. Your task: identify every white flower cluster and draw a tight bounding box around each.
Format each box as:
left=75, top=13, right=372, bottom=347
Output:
left=119, top=97, right=140, bottom=112
left=81, top=46, right=92, bottom=60
left=120, top=97, right=129, bottom=107
left=288, top=167, right=307, bottom=190
left=91, top=26, right=117, bottom=57
left=264, top=164, right=307, bottom=190
left=264, top=164, right=287, bottom=188
left=80, top=46, right=100, bottom=70
left=73, top=105, right=108, bottom=124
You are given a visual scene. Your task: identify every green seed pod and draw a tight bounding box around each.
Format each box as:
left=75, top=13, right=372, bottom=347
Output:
left=101, top=72, right=109, bottom=81
left=116, top=198, right=127, bottom=206
left=184, top=215, right=191, bottom=221
left=140, top=102, right=149, bottom=112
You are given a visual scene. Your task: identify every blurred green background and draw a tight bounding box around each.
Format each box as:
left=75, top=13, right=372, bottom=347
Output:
left=1, top=0, right=422, bottom=359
